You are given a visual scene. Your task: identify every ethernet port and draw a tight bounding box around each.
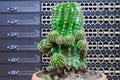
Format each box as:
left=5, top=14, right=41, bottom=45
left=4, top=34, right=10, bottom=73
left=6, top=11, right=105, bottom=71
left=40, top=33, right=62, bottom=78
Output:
left=42, top=33, right=46, bottom=37
left=47, top=16, right=50, bottom=19
left=88, top=42, right=92, bottom=45
left=99, top=20, right=103, bottom=24
left=99, top=2, right=103, bottom=6
left=43, top=8, right=46, bottom=11
left=85, top=16, right=88, bottom=19
left=115, top=7, right=119, bottom=11
left=88, top=46, right=92, bottom=50
left=85, top=3, right=88, bottom=6
left=42, top=3, right=46, bottom=6
left=99, top=7, right=103, bottom=11
left=93, top=3, right=97, bottom=6
left=43, top=21, right=46, bottom=24
left=80, top=3, right=84, bottom=6
left=43, top=16, right=46, bottom=19
left=109, top=7, right=114, bottom=11
left=47, top=3, right=50, bottom=6
left=89, top=7, right=92, bottom=10
left=115, top=21, right=120, bottom=24
left=109, top=20, right=114, bottom=24
left=51, top=3, right=54, bottom=6
left=93, top=46, right=97, bottom=50
left=84, top=28, right=88, bottom=32
left=89, top=3, right=92, bottom=6
left=47, top=8, right=50, bottom=11
left=93, top=21, right=97, bottom=24
left=47, top=21, right=50, bottom=24
left=104, top=7, right=109, bottom=11
left=89, top=21, right=92, bottom=24
left=85, top=21, right=88, bottom=24
left=110, top=2, right=114, bottom=6
left=42, top=29, right=46, bottom=32
left=93, top=16, right=97, bottom=19
left=104, top=2, right=109, bottom=6
left=85, top=7, right=88, bottom=11
left=93, top=42, right=96, bottom=45
left=104, top=21, right=109, bottom=24
left=93, top=7, right=97, bottom=11
left=47, top=29, right=51, bottom=32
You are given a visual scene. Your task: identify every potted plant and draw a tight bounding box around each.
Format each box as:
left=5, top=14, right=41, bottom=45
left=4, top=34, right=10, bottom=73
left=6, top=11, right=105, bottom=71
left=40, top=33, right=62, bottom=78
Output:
left=32, top=2, right=107, bottom=80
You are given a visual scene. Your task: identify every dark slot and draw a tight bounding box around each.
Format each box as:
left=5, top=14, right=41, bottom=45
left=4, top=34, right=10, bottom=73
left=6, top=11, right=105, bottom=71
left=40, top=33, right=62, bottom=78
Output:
left=93, top=8, right=97, bottom=10
left=104, top=2, right=109, bottom=5
left=47, top=16, right=50, bottom=19
left=99, top=46, right=102, bottom=49
left=47, top=8, right=50, bottom=11
left=47, top=29, right=50, bottom=32
left=89, top=8, right=92, bottom=10
left=99, top=21, right=103, bottom=24
left=51, top=3, right=54, bottom=6
left=89, top=29, right=92, bottom=32
left=93, top=21, right=97, bottom=24
left=110, top=21, right=114, bottom=24
left=47, top=21, right=50, bottom=24
left=85, top=8, right=88, bottom=10
left=89, top=16, right=92, bottom=19
left=43, top=8, right=46, bottom=11
left=85, top=16, right=88, bottom=19
left=93, top=3, right=97, bottom=6
left=85, top=3, right=88, bottom=6
left=43, top=21, right=46, bottom=23
left=99, top=3, right=103, bottom=6
left=89, top=3, right=92, bottom=6
left=47, top=3, right=50, bottom=6
left=99, top=42, right=102, bottom=45
left=99, top=7, right=103, bottom=10
left=89, top=33, right=92, bottom=36
left=104, top=21, right=109, bottom=24
left=89, top=21, right=92, bottom=24
left=43, top=16, right=46, bottom=19
left=42, top=29, right=46, bottom=32
left=43, top=33, right=46, bottom=37
left=85, top=21, right=88, bottom=24
left=99, top=33, right=103, bottom=37
left=115, top=8, right=119, bottom=11
left=43, top=3, right=46, bottom=6
left=93, top=42, right=96, bottom=45
left=110, top=3, right=114, bottom=6
left=89, top=46, right=92, bottom=49
left=80, top=3, right=84, bottom=6
left=110, top=7, right=114, bottom=10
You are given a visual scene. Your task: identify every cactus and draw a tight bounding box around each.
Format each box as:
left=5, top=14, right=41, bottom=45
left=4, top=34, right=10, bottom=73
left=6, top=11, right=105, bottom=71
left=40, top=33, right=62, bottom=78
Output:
left=38, top=2, right=87, bottom=72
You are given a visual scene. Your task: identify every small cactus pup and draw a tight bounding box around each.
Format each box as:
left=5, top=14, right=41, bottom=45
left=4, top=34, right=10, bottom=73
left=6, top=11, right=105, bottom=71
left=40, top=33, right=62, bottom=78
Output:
left=32, top=2, right=107, bottom=80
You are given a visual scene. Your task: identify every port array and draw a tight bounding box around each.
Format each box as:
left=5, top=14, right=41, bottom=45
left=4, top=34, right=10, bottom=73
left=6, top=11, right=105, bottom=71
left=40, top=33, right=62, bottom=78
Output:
left=87, top=53, right=119, bottom=64
left=42, top=52, right=119, bottom=64
left=41, top=1, right=120, bottom=12
left=41, top=15, right=120, bottom=25
left=41, top=27, right=120, bottom=39
left=41, top=28, right=52, bottom=37
left=42, top=66, right=119, bottom=77
left=88, top=41, right=119, bottom=51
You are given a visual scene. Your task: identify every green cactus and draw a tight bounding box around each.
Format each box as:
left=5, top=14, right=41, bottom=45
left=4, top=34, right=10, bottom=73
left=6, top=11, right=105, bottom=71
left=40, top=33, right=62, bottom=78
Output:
left=44, top=75, right=52, bottom=80
left=38, top=2, right=87, bottom=72
left=50, top=53, right=65, bottom=68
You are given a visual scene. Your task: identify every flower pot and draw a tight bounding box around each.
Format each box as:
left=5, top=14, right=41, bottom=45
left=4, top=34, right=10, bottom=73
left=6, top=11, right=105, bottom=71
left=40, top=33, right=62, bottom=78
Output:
left=32, top=70, right=108, bottom=80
